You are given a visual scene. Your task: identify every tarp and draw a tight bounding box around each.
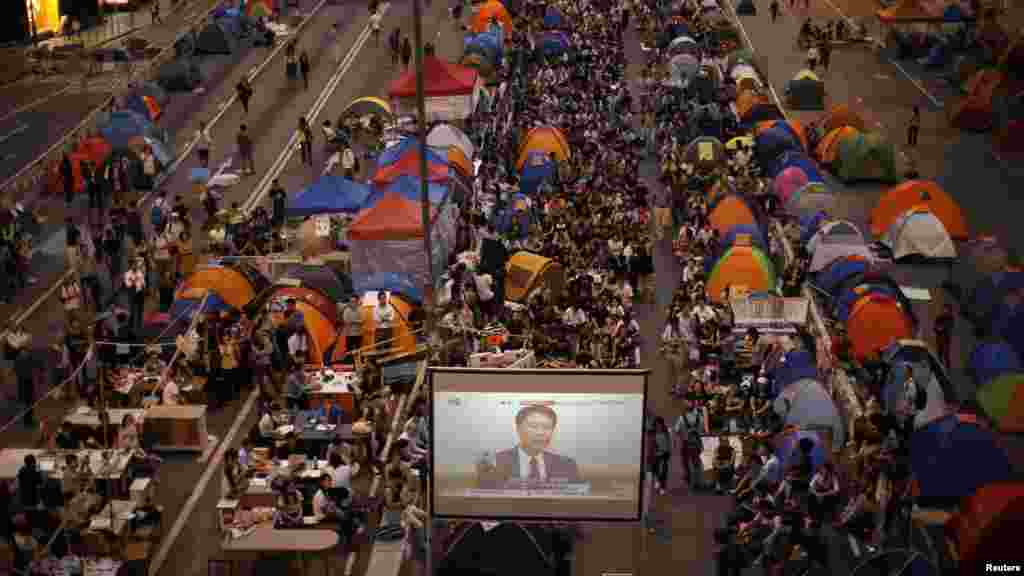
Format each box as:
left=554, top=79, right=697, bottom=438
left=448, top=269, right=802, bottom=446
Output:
left=845, top=293, right=915, bottom=361
left=349, top=193, right=433, bottom=240
left=834, top=131, right=899, bottom=184
left=99, top=110, right=163, bottom=150
left=953, top=483, right=1024, bottom=569
left=505, top=252, right=565, bottom=302
left=885, top=208, right=957, bottom=260
left=290, top=301, right=338, bottom=366
left=369, top=174, right=450, bottom=206
left=516, top=126, right=571, bottom=170
left=471, top=1, right=514, bottom=33
left=520, top=152, right=555, bottom=195
left=388, top=56, right=480, bottom=120
left=169, top=293, right=233, bottom=320
left=879, top=340, right=955, bottom=428
left=970, top=341, right=1023, bottom=386
left=870, top=180, right=969, bottom=240
left=156, top=59, right=201, bottom=92
left=352, top=271, right=424, bottom=304
left=286, top=176, right=373, bottom=217
left=708, top=194, right=760, bottom=237
left=775, top=380, right=846, bottom=447
left=911, top=413, right=1011, bottom=506
left=785, top=78, right=825, bottom=110
left=438, top=523, right=556, bottom=576
left=427, top=123, right=475, bottom=160
left=196, top=20, right=237, bottom=54
left=543, top=5, right=565, bottom=27
left=769, top=349, right=819, bottom=394
left=721, top=223, right=767, bottom=252
left=977, top=373, right=1024, bottom=432
left=465, top=32, right=501, bottom=64
left=822, top=104, right=867, bottom=133
left=744, top=103, right=786, bottom=124
left=176, top=265, right=260, bottom=309
left=371, top=150, right=450, bottom=185
left=706, top=244, right=776, bottom=302
left=129, top=136, right=173, bottom=167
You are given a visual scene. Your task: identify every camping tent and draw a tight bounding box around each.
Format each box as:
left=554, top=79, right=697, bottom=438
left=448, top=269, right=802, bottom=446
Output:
left=352, top=271, right=424, bottom=304
left=176, top=265, right=262, bottom=309
left=911, top=413, right=1012, bottom=507
left=248, top=285, right=337, bottom=325
left=870, top=180, right=968, bottom=240
left=951, top=69, right=1004, bottom=131
left=756, top=120, right=808, bottom=153
left=371, top=150, right=450, bottom=185
left=721, top=223, right=768, bottom=252
left=772, top=166, right=809, bottom=202
left=445, top=146, right=472, bottom=180
left=516, top=126, right=571, bottom=170
left=388, top=56, right=480, bottom=120
left=538, top=31, right=571, bottom=57
left=785, top=70, right=826, bottom=110
left=879, top=340, right=955, bottom=428
left=815, top=126, right=860, bottom=164
left=99, top=110, right=164, bottom=149
left=286, top=176, right=372, bottom=217
left=736, top=0, right=756, bottom=15
left=196, top=20, right=237, bottom=54
left=706, top=243, right=776, bottom=302
left=378, top=138, right=447, bottom=168
left=369, top=174, right=450, bottom=206
left=465, top=31, right=502, bottom=65
left=784, top=182, right=833, bottom=217
left=169, top=293, right=233, bottom=323
left=471, top=1, right=514, bottom=34
left=438, top=523, right=556, bottom=576
left=833, top=131, right=898, bottom=183
left=953, top=483, right=1024, bottom=571
left=708, top=194, right=760, bottom=237
left=505, top=252, right=565, bottom=302
left=520, top=152, right=555, bottom=195
left=844, top=293, right=915, bottom=361
left=970, top=341, right=1022, bottom=386
left=755, top=124, right=801, bottom=169
left=347, top=192, right=457, bottom=290
left=668, top=35, right=700, bottom=56
left=807, top=219, right=864, bottom=253
left=808, top=232, right=872, bottom=272
left=822, top=104, right=866, bottom=133
left=772, top=149, right=821, bottom=181
left=427, top=123, right=475, bottom=160
left=665, top=53, right=700, bottom=87
left=883, top=208, right=957, bottom=260
left=774, top=378, right=846, bottom=447
left=683, top=137, right=727, bottom=172
left=123, top=93, right=161, bottom=122
left=977, top=373, right=1024, bottom=432
left=157, top=59, right=201, bottom=92
left=278, top=264, right=353, bottom=303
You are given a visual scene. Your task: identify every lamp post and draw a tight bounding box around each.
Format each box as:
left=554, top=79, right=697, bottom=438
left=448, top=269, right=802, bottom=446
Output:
left=412, top=0, right=436, bottom=343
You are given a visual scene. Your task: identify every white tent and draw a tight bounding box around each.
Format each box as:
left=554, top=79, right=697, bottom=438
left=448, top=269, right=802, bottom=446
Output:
left=807, top=219, right=864, bottom=254
left=884, top=208, right=957, bottom=260
left=428, top=123, right=476, bottom=160
left=880, top=340, right=955, bottom=429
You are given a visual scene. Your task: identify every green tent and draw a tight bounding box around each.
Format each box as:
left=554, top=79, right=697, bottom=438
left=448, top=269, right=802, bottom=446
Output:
left=834, top=131, right=899, bottom=184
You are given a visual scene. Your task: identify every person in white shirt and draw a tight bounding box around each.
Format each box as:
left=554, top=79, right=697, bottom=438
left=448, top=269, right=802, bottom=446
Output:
left=373, top=292, right=395, bottom=348
left=124, top=258, right=147, bottom=333
left=340, top=295, right=363, bottom=358
left=195, top=121, right=213, bottom=166
left=161, top=378, right=181, bottom=405
left=473, top=272, right=495, bottom=319
left=342, top=146, right=356, bottom=178
left=258, top=407, right=275, bottom=437
left=312, top=474, right=341, bottom=523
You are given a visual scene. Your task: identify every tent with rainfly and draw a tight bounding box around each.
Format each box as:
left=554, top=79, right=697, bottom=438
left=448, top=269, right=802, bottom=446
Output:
left=705, top=241, right=776, bottom=302
left=815, top=126, right=860, bottom=164
left=870, top=180, right=969, bottom=240
left=464, top=30, right=503, bottom=66
left=708, top=194, right=761, bottom=237
left=977, top=373, right=1024, bottom=432
left=347, top=192, right=457, bottom=291
left=369, top=174, right=451, bottom=206
left=388, top=56, right=481, bottom=121
left=911, top=413, right=1012, bottom=507
left=520, top=151, right=556, bottom=195
left=822, top=104, right=867, bottom=133
left=879, top=340, right=955, bottom=428
left=372, top=146, right=451, bottom=186
left=99, top=110, right=164, bottom=149
left=123, top=93, right=161, bottom=122
left=755, top=123, right=802, bottom=170
left=427, top=123, right=475, bottom=160
left=969, top=340, right=1022, bottom=386
left=471, top=1, right=514, bottom=34
left=516, top=126, right=571, bottom=170
left=774, top=378, right=845, bottom=447
left=883, top=207, right=957, bottom=260
left=175, top=264, right=266, bottom=310
left=842, top=292, right=915, bottom=361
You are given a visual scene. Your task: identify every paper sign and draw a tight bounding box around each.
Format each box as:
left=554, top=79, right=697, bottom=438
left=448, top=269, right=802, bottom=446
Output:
left=698, top=141, right=714, bottom=162
left=530, top=154, right=549, bottom=167
left=315, top=216, right=331, bottom=238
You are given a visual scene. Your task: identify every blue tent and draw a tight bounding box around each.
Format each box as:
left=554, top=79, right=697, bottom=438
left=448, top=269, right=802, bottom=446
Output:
left=911, top=413, right=1012, bottom=507
left=544, top=5, right=565, bottom=27
left=997, top=308, right=1024, bottom=364
left=774, top=150, right=824, bottom=183
left=755, top=125, right=801, bottom=173
left=969, top=341, right=1022, bottom=386
left=721, top=223, right=767, bottom=252
left=775, top=429, right=827, bottom=471
left=814, top=257, right=869, bottom=295
left=352, top=271, right=424, bottom=303
left=169, top=293, right=233, bottom=319
left=369, top=174, right=449, bottom=205
left=799, top=211, right=830, bottom=244
left=287, top=176, right=373, bottom=217
left=539, top=31, right=570, bottom=56
left=465, top=30, right=502, bottom=63
left=377, top=138, right=447, bottom=168
left=520, top=152, right=555, bottom=194
left=769, top=350, right=818, bottom=395
left=100, top=110, right=162, bottom=149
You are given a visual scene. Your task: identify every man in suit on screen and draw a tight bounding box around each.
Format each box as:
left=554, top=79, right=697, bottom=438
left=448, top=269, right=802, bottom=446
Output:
left=483, top=405, right=581, bottom=486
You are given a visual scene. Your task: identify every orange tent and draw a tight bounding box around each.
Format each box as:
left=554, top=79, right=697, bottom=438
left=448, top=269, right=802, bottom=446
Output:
left=705, top=243, right=776, bottom=302
left=447, top=146, right=472, bottom=178
left=349, top=293, right=418, bottom=359
left=176, top=266, right=259, bottom=309
left=516, top=126, right=571, bottom=170
left=821, top=104, right=866, bottom=133
left=76, top=136, right=112, bottom=166
left=815, top=126, right=860, bottom=164
left=372, top=151, right=450, bottom=186
left=846, top=293, right=914, bottom=361
left=294, top=301, right=338, bottom=366
left=736, top=90, right=771, bottom=119
left=471, top=1, right=514, bottom=34
left=708, top=195, right=759, bottom=236
left=272, top=286, right=337, bottom=325
left=870, top=180, right=968, bottom=240
left=952, top=482, right=1024, bottom=572
left=348, top=192, right=433, bottom=240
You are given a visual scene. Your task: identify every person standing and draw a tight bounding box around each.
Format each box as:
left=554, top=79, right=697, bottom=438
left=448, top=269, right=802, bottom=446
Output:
left=125, top=257, right=147, bottom=334
left=934, top=304, right=954, bottom=369
left=196, top=120, right=213, bottom=167
left=341, top=295, right=363, bottom=358
left=236, top=78, right=253, bottom=115
left=61, top=152, right=74, bottom=205
left=370, top=6, right=383, bottom=45
left=907, top=105, right=920, bottom=148
left=151, top=0, right=162, bottom=23
left=819, top=40, right=831, bottom=72
left=299, top=51, right=311, bottom=91
left=11, top=330, right=34, bottom=427
left=770, top=0, right=779, bottom=21
left=59, top=277, right=84, bottom=330
left=298, top=117, right=313, bottom=166
left=332, top=23, right=345, bottom=64
left=269, top=179, right=287, bottom=228
left=401, top=36, right=412, bottom=69
left=237, top=125, right=255, bottom=175
left=389, top=28, right=401, bottom=67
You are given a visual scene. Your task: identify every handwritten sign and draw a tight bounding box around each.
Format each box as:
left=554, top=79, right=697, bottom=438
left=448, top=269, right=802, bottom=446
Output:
left=315, top=216, right=331, bottom=238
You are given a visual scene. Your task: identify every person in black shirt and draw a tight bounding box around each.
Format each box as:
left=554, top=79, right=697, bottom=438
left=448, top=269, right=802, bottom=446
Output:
left=17, top=455, right=43, bottom=512
left=269, top=180, right=287, bottom=228
left=55, top=422, right=81, bottom=450
left=713, top=526, right=742, bottom=576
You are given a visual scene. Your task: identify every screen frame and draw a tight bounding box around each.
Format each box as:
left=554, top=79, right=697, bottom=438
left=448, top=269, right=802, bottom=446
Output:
left=428, top=367, right=650, bottom=523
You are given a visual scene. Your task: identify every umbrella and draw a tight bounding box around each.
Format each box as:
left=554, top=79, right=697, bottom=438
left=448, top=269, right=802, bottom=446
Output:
left=977, top=373, right=1024, bottom=432
left=344, top=96, right=392, bottom=117
left=774, top=429, right=827, bottom=471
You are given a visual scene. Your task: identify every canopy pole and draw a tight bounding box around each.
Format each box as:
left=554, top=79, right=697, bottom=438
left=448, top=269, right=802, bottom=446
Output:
left=412, top=0, right=437, bottom=347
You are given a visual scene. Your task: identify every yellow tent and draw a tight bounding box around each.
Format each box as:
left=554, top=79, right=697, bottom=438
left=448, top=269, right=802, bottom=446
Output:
left=176, top=266, right=258, bottom=310
left=270, top=301, right=339, bottom=366
left=505, top=252, right=565, bottom=302
left=515, top=126, right=571, bottom=170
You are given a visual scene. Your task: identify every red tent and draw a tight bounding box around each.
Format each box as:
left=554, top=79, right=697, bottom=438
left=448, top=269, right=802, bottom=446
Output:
left=371, top=151, right=449, bottom=185
left=348, top=192, right=434, bottom=240
left=388, top=55, right=478, bottom=98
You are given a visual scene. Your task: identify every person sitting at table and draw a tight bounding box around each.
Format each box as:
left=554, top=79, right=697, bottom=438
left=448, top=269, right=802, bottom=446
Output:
left=318, top=402, right=344, bottom=425
left=312, top=474, right=346, bottom=530
left=55, top=421, right=81, bottom=450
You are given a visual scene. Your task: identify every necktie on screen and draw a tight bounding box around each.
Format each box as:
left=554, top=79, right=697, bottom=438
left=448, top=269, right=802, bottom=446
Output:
left=529, top=456, right=541, bottom=480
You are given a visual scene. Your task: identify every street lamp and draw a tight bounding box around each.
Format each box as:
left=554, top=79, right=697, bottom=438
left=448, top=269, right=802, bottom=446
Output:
left=411, top=0, right=436, bottom=342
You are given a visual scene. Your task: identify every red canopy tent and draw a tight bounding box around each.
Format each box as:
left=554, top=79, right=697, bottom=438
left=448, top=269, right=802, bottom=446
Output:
left=371, top=151, right=450, bottom=186
left=388, top=56, right=480, bottom=120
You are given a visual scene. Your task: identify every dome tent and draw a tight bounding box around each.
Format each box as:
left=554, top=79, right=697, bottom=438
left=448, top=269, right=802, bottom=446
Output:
left=815, top=125, right=860, bottom=164
left=911, top=414, right=1011, bottom=507
left=969, top=340, right=1022, bottom=386
left=834, top=131, right=898, bottom=183
left=822, top=104, right=867, bottom=133
left=870, top=180, right=968, bottom=240
left=883, top=207, right=957, bottom=261
left=774, top=379, right=845, bottom=447
left=683, top=136, right=727, bottom=171
left=785, top=69, right=826, bottom=110
left=705, top=242, right=776, bottom=303
left=708, top=194, right=761, bottom=237
left=845, top=292, right=915, bottom=361
left=814, top=255, right=870, bottom=296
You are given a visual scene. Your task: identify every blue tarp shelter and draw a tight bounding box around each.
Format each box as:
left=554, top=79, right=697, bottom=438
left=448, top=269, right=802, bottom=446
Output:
left=352, top=271, right=424, bottom=303
left=100, top=110, right=163, bottom=149
left=911, top=413, right=1012, bottom=507
left=969, top=341, right=1022, bottom=386
left=287, top=176, right=373, bottom=217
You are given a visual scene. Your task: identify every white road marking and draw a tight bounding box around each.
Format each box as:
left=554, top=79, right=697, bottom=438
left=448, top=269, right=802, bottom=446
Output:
left=0, top=124, right=29, bottom=145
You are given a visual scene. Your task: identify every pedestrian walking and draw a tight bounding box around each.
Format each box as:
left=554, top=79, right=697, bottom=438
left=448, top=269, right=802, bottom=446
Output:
left=401, top=36, right=412, bottom=69
left=389, top=28, right=401, bottom=67
left=370, top=7, right=383, bottom=46
left=269, top=180, right=287, bottom=228
left=332, top=23, right=345, bottom=64
left=934, top=304, right=954, bottom=369
left=907, top=105, right=920, bottom=148
left=237, top=124, right=255, bottom=175
left=61, top=151, right=74, bottom=205
left=770, top=0, right=779, bottom=21
left=299, top=51, right=311, bottom=90
left=236, top=78, right=252, bottom=115
left=298, top=117, right=313, bottom=166
left=286, top=50, right=299, bottom=86
left=196, top=120, right=212, bottom=167
left=152, top=0, right=162, bottom=24
left=819, top=40, right=831, bottom=72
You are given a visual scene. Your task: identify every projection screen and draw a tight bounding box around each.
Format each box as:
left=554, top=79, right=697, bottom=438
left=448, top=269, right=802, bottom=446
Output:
left=431, top=368, right=649, bottom=521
